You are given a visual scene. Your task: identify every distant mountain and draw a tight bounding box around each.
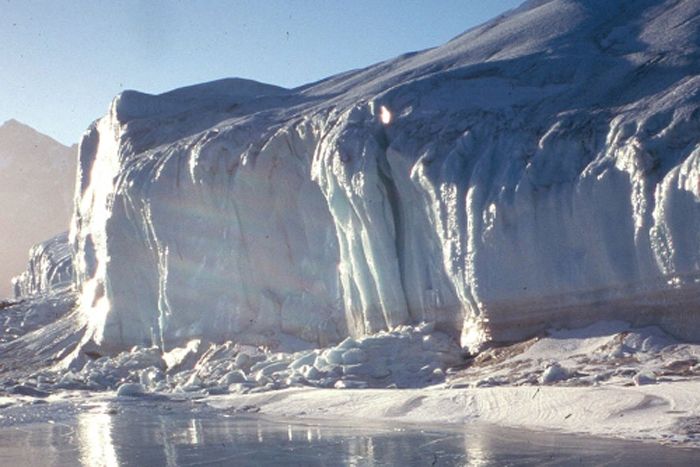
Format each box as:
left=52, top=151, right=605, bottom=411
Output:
left=0, top=119, right=76, bottom=297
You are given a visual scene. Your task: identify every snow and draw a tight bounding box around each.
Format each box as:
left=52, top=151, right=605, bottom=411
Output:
left=446, top=320, right=700, bottom=389
left=207, top=381, right=700, bottom=447
left=112, top=78, right=288, bottom=124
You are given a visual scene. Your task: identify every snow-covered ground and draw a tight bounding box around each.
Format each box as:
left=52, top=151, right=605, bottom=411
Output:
left=203, top=321, right=700, bottom=446
left=207, top=382, right=700, bottom=447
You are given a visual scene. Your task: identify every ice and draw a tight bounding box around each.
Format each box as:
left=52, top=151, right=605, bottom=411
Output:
left=162, top=339, right=202, bottom=371
left=0, top=323, right=460, bottom=397
left=633, top=372, right=657, bottom=386
left=5, top=403, right=700, bottom=465
left=0, top=289, right=77, bottom=347
left=540, top=362, right=570, bottom=384
left=58, top=0, right=700, bottom=356
left=116, top=382, right=146, bottom=397
left=446, top=320, right=700, bottom=389
left=2, top=2, right=700, bottom=448
left=11, top=233, right=73, bottom=298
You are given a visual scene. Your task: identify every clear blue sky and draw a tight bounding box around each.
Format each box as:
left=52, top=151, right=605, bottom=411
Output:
left=1, top=1, right=522, bottom=145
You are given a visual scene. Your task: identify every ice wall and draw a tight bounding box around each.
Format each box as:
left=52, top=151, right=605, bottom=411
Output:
left=12, top=232, right=74, bottom=298
left=71, top=0, right=700, bottom=353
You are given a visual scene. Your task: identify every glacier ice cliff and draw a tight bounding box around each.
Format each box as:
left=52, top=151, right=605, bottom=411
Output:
left=12, top=233, right=73, bottom=298
left=69, top=0, right=700, bottom=354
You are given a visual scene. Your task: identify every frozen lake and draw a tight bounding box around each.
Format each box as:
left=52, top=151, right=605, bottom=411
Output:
left=0, top=399, right=698, bottom=466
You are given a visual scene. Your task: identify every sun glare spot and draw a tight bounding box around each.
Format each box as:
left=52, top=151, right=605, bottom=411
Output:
left=78, top=406, right=119, bottom=467
left=379, top=105, right=392, bottom=125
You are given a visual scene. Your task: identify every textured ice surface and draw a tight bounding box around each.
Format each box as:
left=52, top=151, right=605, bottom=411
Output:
left=0, top=323, right=461, bottom=396
left=12, top=233, right=73, bottom=298
left=12, top=319, right=700, bottom=399
left=5, top=401, right=700, bottom=465
left=445, top=320, right=700, bottom=392
left=66, top=0, right=700, bottom=354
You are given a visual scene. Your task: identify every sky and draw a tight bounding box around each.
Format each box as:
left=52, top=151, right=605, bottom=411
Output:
left=1, top=0, right=522, bottom=145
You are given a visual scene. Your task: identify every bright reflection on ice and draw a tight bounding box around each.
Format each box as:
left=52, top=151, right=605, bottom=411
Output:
left=2, top=405, right=699, bottom=466
left=463, top=430, right=496, bottom=467
left=77, top=404, right=119, bottom=467
left=379, top=105, right=392, bottom=124
left=188, top=419, right=201, bottom=444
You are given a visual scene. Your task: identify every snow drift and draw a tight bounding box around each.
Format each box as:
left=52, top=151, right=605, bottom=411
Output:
left=70, top=0, right=700, bottom=354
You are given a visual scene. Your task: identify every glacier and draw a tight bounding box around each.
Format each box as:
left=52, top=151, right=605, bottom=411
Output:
left=55, top=0, right=700, bottom=356
left=3, top=0, right=700, bottom=449
left=12, top=232, right=73, bottom=298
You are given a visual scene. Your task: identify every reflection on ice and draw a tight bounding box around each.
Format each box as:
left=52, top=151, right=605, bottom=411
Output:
left=0, top=401, right=698, bottom=466
left=187, top=419, right=201, bottom=445
left=77, top=404, right=119, bottom=467
left=461, top=430, right=495, bottom=467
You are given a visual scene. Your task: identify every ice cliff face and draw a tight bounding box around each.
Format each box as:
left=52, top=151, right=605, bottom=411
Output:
left=12, top=233, right=73, bottom=298
left=71, top=0, right=700, bottom=353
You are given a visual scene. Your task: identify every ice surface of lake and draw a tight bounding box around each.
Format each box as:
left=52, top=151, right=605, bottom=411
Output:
left=0, top=399, right=699, bottom=466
